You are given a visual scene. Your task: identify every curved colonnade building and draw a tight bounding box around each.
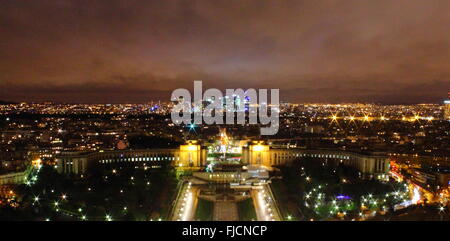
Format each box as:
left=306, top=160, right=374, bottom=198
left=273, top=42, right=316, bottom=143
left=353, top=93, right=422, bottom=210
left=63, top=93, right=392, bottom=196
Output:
left=55, top=141, right=389, bottom=181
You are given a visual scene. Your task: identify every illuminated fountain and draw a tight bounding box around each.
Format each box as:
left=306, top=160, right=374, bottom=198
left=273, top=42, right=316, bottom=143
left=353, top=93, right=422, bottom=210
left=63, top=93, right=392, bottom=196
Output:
left=169, top=129, right=279, bottom=221
left=206, top=128, right=243, bottom=170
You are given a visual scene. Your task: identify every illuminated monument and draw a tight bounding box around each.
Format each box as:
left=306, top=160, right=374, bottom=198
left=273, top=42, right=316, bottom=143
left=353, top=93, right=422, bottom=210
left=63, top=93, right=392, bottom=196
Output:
left=56, top=128, right=389, bottom=180
left=205, top=128, right=244, bottom=170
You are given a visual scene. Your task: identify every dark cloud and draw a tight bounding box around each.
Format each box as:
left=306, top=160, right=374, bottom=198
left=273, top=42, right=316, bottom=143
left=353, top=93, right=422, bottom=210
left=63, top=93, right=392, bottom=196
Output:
left=0, top=0, right=449, bottom=103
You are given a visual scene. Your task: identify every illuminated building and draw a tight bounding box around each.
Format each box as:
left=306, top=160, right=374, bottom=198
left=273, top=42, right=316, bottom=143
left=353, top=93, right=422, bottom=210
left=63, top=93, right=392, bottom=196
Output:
left=0, top=168, right=33, bottom=185
left=55, top=137, right=389, bottom=180
left=444, top=98, right=450, bottom=121
left=410, top=167, right=450, bottom=191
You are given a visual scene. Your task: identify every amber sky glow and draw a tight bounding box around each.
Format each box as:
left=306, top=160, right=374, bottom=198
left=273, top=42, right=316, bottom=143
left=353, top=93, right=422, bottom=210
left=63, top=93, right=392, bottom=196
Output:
left=0, top=0, right=449, bottom=103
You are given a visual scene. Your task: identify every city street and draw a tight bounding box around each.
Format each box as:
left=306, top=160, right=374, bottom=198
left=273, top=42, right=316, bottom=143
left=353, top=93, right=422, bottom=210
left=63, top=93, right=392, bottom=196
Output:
left=171, top=182, right=198, bottom=221
left=251, top=186, right=282, bottom=221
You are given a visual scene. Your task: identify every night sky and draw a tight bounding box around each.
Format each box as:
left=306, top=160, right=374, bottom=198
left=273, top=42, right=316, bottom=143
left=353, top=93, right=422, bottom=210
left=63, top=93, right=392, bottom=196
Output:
left=0, top=0, right=449, bottom=104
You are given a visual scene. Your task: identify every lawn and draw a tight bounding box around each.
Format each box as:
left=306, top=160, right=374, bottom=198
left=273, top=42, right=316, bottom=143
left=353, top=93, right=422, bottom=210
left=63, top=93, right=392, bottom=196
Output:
left=237, top=198, right=257, bottom=221
left=195, top=198, right=214, bottom=221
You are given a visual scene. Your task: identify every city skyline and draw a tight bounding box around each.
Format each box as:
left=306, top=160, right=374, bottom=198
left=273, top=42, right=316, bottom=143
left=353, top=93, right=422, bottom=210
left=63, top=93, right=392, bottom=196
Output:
left=2, top=0, right=450, bottom=228
left=0, top=98, right=449, bottom=105
left=0, top=0, right=449, bottom=104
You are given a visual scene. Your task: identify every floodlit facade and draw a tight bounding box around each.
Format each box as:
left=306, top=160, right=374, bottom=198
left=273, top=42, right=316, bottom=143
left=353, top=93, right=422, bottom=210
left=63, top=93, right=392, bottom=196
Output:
left=444, top=100, right=450, bottom=121
left=55, top=140, right=389, bottom=180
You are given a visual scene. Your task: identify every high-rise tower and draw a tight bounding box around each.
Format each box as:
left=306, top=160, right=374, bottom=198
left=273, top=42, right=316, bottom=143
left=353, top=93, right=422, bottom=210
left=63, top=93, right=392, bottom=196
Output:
left=444, top=92, right=450, bottom=121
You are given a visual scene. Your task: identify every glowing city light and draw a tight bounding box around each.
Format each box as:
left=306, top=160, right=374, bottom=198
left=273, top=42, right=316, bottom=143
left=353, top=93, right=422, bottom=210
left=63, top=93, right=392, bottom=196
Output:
left=411, top=187, right=421, bottom=204
left=253, top=145, right=265, bottom=152
left=181, top=189, right=194, bottom=221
